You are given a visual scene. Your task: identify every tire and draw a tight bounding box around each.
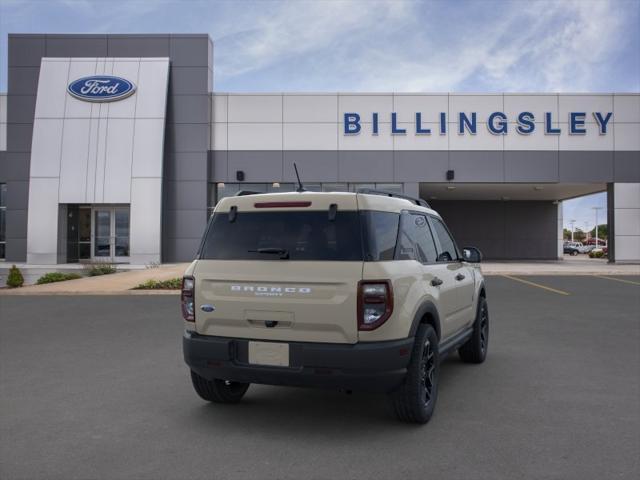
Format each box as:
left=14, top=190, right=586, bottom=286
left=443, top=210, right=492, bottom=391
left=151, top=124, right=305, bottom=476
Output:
left=388, top=324, right=439, bottom=424
left=458, top=296, right=489, bottom=364
left=190, top=370, right=250, bottom=404
left=572, top=250, right=578, bottom=256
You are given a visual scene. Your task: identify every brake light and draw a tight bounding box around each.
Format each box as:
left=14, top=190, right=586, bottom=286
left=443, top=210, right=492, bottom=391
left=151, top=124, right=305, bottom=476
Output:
left=357, top=280, right=393, bottom=330
left=254, top=201, right=312, bottom=208
left=181, top=276, right=195, bottom=322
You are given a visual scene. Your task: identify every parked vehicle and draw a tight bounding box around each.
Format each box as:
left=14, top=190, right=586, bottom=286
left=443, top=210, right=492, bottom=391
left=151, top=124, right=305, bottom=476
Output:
left=182, top=189, right=488, bottom=424
left=564, top=243, right=581, bottom=256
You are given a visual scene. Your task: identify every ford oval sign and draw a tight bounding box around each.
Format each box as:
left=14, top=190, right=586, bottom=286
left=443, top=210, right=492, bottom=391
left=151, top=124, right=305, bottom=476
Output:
left=67, top=76, right=136, bottom=102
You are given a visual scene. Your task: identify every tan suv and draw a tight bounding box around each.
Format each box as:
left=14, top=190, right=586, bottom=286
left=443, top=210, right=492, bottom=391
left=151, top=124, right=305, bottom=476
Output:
left=182, top=189, right=488, bottom=424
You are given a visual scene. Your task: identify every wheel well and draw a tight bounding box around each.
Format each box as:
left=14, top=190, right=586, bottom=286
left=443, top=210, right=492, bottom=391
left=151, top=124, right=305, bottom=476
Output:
left=421, top=312, right=441, bottom=340
left=479, top=287, right=486, bottom=298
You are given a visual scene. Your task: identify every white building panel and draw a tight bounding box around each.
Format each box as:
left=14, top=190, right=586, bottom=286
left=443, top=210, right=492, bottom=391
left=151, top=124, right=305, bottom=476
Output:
left=559, top=128, right=614, bottom=150
left=65, top=60, right=97, bottom=118
left=130, top=178, right=162, bottom=263
left=58, top=118, right=91, bottom=204
left=449, top=94, right=503, bottom=121
left=338, top=95, right=393, bottom=122
left=338, top=127, right=393, bottom=150
left=0, top=123, right=5, bottom=151
left=102, top=119, right=134, bottom=203
left=393, top=95, right=448, bottom=123
left=228, top=94, right=282, bottom=123
left=558, top=95, right=613, bottom=123
left=613, top=94, right=640, bottom=123
left=614, top=183, right=640, bottom=208
left=504, top=94, right=558, bottom=122
left=613, top=124, right=640, bottom=151
left=283, top=94, right=338, bottom=123
left=106, top=60, right=140, bottom=118
left=283, top=123, right=337, bottom=150
left=448, top=125, right=504, bottom=151
left=132, top=118, right=165, bottom=177
left=93, top=115, right=109, bottom=201
left=26, top=178, right=60, bottom=264
left=135, top=59, right=170, bottom=119
left=85, top=118, right=100, bottom=202
left=0, top=94, right=7, bottom=123
left=211, top=123, right=227, bottom=150
left=30, top=119, right=64, bottom=177
left=393, top=123, right=448, bottom=150
left=615, top=208, right=640, bottom=236
left=504, top=128, right=559, bottom=150
left=34, top=59, right=70, bottom=118
left=212, top=94, right=228, bottom=123
left=228, top=123, right=283, bottom=150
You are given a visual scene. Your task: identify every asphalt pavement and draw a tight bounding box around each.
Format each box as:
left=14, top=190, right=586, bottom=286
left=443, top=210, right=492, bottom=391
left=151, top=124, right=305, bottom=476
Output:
left=1, top=276, right=639, bottom=480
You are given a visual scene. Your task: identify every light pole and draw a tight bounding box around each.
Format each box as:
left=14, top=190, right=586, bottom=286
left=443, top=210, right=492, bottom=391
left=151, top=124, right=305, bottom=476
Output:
left=570, top=219, right=576, bottom=242
left=592, top=207, right=604, bottom=247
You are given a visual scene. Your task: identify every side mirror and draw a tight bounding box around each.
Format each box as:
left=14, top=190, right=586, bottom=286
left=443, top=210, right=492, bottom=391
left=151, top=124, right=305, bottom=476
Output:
left=462, top=247, right=482, bottom=263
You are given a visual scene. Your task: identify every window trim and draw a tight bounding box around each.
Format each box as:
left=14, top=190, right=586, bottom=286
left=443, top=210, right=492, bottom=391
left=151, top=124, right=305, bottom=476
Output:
left=395, top=210, right=440, bottom=265
left=426, top=214, right=462, bottom=264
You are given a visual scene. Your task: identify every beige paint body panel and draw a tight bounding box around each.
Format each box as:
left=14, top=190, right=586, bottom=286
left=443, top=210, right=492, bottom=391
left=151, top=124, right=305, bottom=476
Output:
left=193, top=260, right=362, bottom=344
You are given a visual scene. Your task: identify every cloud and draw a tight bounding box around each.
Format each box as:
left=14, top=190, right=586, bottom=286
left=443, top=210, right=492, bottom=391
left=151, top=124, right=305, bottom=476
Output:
left=212, top=0, right=638, bottom=92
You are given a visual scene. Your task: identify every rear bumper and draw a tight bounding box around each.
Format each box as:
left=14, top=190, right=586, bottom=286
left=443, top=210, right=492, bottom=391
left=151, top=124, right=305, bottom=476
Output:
left=183, top=331, right=414, bottom=393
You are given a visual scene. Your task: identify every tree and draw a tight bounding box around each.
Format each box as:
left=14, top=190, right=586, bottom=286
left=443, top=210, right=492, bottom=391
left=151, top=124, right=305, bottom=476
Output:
left=563, top=228, right=572, bottom=240
left=589, top=224, right=608, bottom=241
left=573, top=228, right=586, bottom=242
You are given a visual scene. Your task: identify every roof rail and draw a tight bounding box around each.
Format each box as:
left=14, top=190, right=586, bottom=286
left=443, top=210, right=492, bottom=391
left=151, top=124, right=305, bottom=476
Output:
left=357, top=188, right=431, bottom=209
left=234, top=190, right=263, bottom=196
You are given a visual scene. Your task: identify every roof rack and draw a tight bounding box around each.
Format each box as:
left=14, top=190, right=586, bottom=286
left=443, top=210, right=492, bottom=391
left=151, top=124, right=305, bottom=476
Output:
left=234, top=190, right=263, bottom=196
left=357, top=188, right=431, bottom=209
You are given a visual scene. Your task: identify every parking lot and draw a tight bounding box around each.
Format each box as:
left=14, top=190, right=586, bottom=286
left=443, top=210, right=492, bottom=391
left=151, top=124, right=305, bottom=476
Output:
left=1, top=275, right=639, bottom=480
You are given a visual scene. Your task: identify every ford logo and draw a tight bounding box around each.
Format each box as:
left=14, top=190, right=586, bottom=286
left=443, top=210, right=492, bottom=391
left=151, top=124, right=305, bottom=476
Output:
left=67, top=76, right=136, bottom=102
left=200, top=304, right=215, bottom=312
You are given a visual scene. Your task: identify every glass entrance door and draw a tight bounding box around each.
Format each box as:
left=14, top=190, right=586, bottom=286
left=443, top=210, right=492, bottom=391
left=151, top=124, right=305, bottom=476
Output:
left=92, top=207, right=130, bottom=262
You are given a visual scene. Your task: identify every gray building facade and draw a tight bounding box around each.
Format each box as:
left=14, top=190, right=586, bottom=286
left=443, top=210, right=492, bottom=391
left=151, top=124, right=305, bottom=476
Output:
left=0, top=33, right=638, bottom=264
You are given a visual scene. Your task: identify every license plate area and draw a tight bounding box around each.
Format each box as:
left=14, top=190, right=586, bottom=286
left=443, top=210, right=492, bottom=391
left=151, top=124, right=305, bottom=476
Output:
left=248, top=341, right=290, bottom=367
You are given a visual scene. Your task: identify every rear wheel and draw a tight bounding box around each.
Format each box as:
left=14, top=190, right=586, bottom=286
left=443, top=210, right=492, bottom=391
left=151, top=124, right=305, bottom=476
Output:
left=190, top=370, right=250, bottom=403
left=388, top=324, right=439, bottom=424
left=458, top=296, right=489, bottom=364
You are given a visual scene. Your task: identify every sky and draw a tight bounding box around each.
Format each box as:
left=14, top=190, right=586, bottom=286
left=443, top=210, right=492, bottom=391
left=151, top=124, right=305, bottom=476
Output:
left=1, top=0, right=638, bottom=230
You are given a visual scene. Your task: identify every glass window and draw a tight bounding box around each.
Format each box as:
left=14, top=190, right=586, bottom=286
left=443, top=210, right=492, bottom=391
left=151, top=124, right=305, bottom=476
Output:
left=361, top=211, right=400, bottom=261
left=201, top=211, right=363, bottom=261
left=0, top=183, right=6, bottom=207
left=395, top=213, right=438, bottom=263
left=430, top=216, right=459, bottom=262
left=267, top=183, right=295, bottom=193
left=349, top=183, right=375, bottom=192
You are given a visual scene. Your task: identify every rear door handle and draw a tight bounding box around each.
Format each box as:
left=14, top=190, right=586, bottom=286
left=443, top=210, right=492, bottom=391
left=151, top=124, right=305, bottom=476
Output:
left=455, top=273, right=466, bottom=281
left=431, top=277, right=443, bottom=287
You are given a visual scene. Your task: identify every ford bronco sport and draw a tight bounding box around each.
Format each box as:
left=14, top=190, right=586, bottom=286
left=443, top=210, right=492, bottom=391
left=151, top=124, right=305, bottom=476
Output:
left=182, top=189, right=488, bottom=424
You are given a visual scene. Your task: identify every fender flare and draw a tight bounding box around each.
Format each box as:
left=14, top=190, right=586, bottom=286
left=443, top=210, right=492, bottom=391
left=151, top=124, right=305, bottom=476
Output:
left=408, top=301, right=441, bottom=339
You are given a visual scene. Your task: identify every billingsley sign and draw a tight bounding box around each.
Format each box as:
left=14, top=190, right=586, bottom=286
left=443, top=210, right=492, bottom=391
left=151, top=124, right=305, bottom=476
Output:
left=343, top=111, right=613, bottom=135
left=68, top=76, right=136, bottom=102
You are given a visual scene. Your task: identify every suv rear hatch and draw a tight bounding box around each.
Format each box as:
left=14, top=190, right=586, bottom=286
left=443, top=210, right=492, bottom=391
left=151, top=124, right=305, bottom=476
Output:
left=193, top=193, right=362, bottom=344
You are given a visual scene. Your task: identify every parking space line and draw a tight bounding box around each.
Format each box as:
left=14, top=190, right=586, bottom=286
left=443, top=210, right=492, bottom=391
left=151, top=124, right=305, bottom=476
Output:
left=594, top=275, right=640, bottom=286
left=501, top=275, right=571, bottom=296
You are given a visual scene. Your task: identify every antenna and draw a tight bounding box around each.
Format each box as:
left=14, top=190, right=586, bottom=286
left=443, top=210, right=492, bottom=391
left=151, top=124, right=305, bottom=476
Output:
left=293, top=162, right=306, bottom=192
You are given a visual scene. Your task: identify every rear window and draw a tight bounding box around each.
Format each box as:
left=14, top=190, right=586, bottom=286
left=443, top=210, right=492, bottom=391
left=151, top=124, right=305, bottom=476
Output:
left=200, top=211, right=363, bottom=261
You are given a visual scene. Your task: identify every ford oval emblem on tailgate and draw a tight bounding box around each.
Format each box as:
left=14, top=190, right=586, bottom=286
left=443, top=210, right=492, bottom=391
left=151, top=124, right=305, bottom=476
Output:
left=200, top=304, right=215, bottom=312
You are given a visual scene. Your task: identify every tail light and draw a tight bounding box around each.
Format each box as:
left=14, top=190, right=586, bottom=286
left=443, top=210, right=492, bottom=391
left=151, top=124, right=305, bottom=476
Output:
left=181, top=276, right=195, bottom=321
left=357, top=280, right=393, bottom=330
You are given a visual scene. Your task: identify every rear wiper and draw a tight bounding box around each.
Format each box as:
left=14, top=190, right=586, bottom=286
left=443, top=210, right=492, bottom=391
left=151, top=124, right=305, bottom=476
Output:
left=248, top=247, right=290, bottom=259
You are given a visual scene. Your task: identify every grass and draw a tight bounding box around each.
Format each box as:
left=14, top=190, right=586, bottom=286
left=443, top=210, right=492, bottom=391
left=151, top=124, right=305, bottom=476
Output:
left=133, top=278, right=182, bottom=290
left=36, top=272, right=83, bottom=285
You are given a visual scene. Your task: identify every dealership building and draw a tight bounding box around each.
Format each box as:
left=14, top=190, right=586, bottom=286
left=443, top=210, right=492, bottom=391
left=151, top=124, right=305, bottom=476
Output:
left=0, top=33, right=638, bottom=265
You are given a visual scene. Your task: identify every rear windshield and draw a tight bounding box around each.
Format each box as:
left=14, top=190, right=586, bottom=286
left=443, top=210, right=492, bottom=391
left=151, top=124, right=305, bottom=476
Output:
left=200, top=211, right=364, bottom=261
left=200, top=209, right=402, bottom=262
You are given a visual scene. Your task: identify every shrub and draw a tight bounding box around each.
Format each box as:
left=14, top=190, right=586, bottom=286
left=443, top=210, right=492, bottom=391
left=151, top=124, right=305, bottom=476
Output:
left=6, top=265, right=24, bottom=288
left=84, top=263, right=117, bottom=276
left=36, top=272, right=83, bottom=285
left=589, top=250, right=606, bottom=259
left=133, top=278, right=182, bottom=290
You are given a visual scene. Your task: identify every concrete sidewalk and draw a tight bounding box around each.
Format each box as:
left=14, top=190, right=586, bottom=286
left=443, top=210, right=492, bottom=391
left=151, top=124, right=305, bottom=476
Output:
left=1, top=258, right=638, bottom=295
left=0, top=263, right=189, bottom=295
